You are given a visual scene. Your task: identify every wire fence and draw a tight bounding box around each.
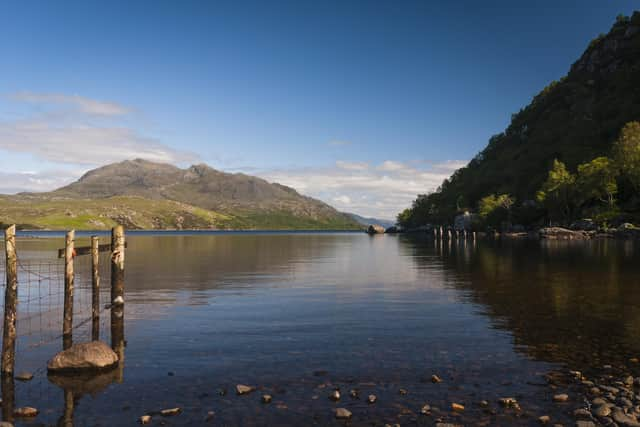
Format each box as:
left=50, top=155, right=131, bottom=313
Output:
left=0, top=235, right=115, bottom=374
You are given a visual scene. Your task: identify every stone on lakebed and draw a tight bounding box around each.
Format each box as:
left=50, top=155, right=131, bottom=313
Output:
left=47, top=341, right=118, bottom=373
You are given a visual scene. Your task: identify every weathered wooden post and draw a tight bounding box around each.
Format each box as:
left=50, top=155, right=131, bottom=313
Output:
left=110, top=225, right=125, bottom=382
left=1, top=373, right=14, bottom=423
left=91, top=236, right=100, bottom=341
left=1, top=225, right=17, bottom=375
left=63, top=230, right=75, bottom=350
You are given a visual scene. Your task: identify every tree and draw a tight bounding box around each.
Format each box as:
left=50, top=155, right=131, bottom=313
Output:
left=536, top=159, right=576, bottom=223
left=478, top=194, right=514, bottom=229
left=575, top=156, right=617, bottom=208
left=613, top=121, right=640, bottom=190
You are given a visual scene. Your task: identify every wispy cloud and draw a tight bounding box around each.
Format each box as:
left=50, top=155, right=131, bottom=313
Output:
left=0, top=169, right=84, bottom=194
left=0, top=92, right=197, bottom=166
left=12, top=92, right=131, bottom=116
left=257, top=159, right=467, bottom=219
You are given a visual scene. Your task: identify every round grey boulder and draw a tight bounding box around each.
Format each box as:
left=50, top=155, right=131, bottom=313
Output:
left=47, top=341, right=118, bottom=373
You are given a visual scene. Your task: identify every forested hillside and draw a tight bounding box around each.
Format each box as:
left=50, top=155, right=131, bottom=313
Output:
left=399, top=12, right=640, bottom=230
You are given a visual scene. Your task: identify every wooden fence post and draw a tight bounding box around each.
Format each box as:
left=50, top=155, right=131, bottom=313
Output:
left=91, top=236, right=100, bottom=341
left=110, top=226, right=125, bottom=306
left=110, top=225, right=125, bottom=380
left=63, top=230, right=75, bottom=350
left=1, top=225, right=17, bottom=375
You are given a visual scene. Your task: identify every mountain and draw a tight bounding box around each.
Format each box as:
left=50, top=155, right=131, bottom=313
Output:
left=346, top=213, right=395, bottom=229
left=400, top=11, right=640, bottom=227
left=0, top=159, right=361, bottom=230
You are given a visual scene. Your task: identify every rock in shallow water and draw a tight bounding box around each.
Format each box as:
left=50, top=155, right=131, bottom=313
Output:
left=15, top=372, right=33, bottom=381
left=160, top=408, right=181, bottom=416
left=335, top=408, right=352, bottom=419
left=553, top=393, right=569, bottom=403
left=47, top=341, right=118, bottom=372
left=14, top=407, right=38, bottom=417
left=236, top=384, right=255, bottom=395
left=367, top=394, right=377, bottom=404
left=139, top=415, right=151, bottom=424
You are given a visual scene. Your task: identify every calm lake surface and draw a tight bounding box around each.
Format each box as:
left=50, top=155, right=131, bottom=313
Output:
left=5, top=232, right=640, bottom=426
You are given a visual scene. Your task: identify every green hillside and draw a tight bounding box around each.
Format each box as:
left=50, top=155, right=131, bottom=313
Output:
left=399, top=12, right=640, bottom=229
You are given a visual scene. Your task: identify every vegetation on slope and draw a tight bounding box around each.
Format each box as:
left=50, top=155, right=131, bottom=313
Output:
left=399, top=12, right=640, bottom=230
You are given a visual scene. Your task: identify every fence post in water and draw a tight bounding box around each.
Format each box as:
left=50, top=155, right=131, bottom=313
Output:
left=63, top=230, right=75, bottom=350
left=1, top=225, right=18, bottom=376
left=110, top=225, right=125, bottom=380
left=91, top=236, right=100, bottom=341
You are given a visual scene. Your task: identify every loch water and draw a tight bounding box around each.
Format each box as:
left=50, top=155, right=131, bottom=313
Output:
left=5, top=232, right=640, bottom=426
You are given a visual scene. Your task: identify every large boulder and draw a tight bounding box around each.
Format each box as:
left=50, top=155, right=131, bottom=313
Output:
left=48, top=341, right=118, bottom=373
left=539, top=227, right=590, bottom=240
left=366, top=224, right=385, bottom=234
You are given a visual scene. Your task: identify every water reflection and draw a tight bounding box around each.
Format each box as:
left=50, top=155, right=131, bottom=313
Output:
left=402, top=235, right=640, bottom=372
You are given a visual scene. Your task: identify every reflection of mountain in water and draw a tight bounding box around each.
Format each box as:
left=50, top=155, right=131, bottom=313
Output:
left=125, top=233, right=341, bottom=292
left=400, top=236, right=640, bottom=371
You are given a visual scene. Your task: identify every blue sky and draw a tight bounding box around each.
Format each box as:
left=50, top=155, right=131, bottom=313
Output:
left=0, top=0, right=637, bottom=218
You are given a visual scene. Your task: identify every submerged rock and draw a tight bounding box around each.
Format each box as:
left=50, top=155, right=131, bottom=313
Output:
left=160, top=408, right=181, bottom=416
left=14, top=407, right=38, bottom=417
left=236, top=384, right=255, bottom=395
left=15, top=372, right=33, bottom=381
left=335, top=408, right=352, bottom=419
left=451, top=402, right=465, bottom=411
left=139, top=415, right=151, bottom=424
left=553, top=393, right=569, bottom=402
left=47, top=341, right=118, bottom=372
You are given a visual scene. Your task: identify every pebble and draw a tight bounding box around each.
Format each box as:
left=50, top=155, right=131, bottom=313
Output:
left=236, top=384, right=256, bottom=395
left=625, top=376, right=635, bottom=386
left=539, top=415, right=550, bottom=424
left=593, top=404, right=611, bottom=417
left=367, top=394, right=377, bottom=404
left=451, top=402, right=465, bottom=412
left=139, top=415, right=151, bottom=424
left=15, top=372, right=33, bottom=381
left=14, top=407, right=38, bottom=417
left=553, top=393, right=569, bottom=402
left=329, top=390, right=341, bottom=401
left=431, top=374, right=442, bottom=383
left=573, top=408, right=591, bottom=418
left=335, top=408, right=352, bottom=419
left=160, top=408, right=181, bottom=416
left=612, top=409, right=640, bottom=426
left=261, top=394, right=272, bottom=404
left=575, top=421, right=596, bottom=427
left=498, top=397, right=518, bottom=407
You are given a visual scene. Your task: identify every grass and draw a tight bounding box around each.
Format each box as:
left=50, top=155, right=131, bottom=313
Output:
left=0, top=195, right=361, bottom=231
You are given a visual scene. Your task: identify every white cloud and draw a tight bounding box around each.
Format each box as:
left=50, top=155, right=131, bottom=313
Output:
left=0, top=169, right=83, bottom=194
left=0, top=92, right=197, bottom=166
left=257, top=159, right=467, bottom=219
left=333, top=195, right=352, bottom=205
left=336, top=160, right=369, bottom=171
left=13, top=92, right=131, bottom=116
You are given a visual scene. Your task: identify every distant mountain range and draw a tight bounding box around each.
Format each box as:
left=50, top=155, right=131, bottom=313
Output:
left=0, top=159, right=361, bottom=230
left=345, top=213, right=395, bottom=229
